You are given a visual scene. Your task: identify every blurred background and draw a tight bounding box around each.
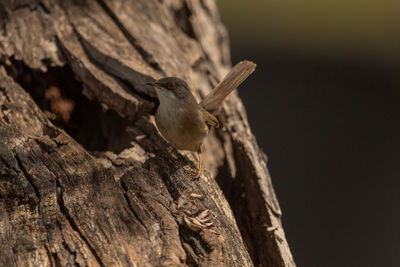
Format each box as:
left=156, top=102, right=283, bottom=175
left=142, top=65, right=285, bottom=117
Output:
left=217, top=0, right=400, bottom=266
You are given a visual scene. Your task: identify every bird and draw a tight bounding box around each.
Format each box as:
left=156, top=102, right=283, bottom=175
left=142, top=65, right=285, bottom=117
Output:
left=147, top=60, right=256, bottom=178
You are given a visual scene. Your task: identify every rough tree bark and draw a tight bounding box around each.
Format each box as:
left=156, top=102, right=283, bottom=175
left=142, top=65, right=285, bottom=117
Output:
left=0, top=0, right=295, bottom=266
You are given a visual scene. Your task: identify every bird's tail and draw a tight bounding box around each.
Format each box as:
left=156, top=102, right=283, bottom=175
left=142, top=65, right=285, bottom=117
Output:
left=200, top=60, right=256, bottom=113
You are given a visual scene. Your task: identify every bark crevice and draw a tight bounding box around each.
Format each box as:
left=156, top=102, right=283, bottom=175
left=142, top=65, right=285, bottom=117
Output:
left=55, top=179, right=105, bottom=267
left=14, top=150, right=41, bottom=200
left=119, top=178, right=150, bottom=235
left=0, top=1, right=294, bottom=266
left=94, top=0, right=165, bottom=74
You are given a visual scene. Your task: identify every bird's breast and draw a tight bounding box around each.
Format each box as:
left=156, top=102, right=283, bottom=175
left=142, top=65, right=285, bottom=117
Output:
left=155, top=101, right=208, bottom=152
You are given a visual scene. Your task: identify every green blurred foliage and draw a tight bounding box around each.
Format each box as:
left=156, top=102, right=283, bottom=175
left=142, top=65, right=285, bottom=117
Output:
left=218, top=0, right=400, bottom=63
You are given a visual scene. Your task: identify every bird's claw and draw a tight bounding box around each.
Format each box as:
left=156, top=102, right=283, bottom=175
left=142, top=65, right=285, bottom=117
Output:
left=191, top=167, right=201, bottom=179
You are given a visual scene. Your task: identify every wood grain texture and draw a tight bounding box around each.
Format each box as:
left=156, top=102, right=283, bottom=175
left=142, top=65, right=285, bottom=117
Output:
left=0, top=0, right=295, bottom=266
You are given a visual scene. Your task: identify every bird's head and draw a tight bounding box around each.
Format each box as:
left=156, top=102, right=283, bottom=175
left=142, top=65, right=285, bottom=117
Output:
left=147, top=77, right=193, bottom=103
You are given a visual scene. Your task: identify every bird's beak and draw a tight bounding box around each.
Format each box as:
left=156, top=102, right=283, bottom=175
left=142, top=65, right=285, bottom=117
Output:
left=147, top=82, right=163, bottom=89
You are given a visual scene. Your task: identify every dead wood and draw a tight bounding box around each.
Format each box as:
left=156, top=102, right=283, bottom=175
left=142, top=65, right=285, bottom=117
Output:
left=0, top=0, right=294, bottom=266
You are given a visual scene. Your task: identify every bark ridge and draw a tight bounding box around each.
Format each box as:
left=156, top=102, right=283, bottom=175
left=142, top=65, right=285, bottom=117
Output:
left=0, top=0, right=294, bottom=266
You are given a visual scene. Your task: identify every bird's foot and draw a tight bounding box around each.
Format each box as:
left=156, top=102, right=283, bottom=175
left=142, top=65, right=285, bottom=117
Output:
left=191, top=166, right=202, bottom=179
left=191, top=153, right=202, bottom=179
left=167, top=147, right=177, bottom=161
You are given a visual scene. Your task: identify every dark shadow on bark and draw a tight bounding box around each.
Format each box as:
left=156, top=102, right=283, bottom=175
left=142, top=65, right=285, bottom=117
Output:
left=3, top=57, right=133, bottom=153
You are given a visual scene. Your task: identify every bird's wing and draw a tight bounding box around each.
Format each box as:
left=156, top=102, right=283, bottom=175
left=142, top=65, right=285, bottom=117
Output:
left=200, top=60, right=256, bottom=113
left=202, top=109, right=219, bottom=128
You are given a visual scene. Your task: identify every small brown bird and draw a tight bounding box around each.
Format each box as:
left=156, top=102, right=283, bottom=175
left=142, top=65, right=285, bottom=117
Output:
left=147, top=60, right=256, bottom=177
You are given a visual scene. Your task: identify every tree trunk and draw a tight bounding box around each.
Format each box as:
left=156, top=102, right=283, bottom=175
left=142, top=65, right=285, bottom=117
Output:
left=0, top=0, right=294, bottom=266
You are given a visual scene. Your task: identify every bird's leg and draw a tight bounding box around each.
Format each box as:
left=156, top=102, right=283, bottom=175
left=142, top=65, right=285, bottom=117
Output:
left=168, top=147, right=177, bottom=161
left=191, top=152, right=202, bottom=178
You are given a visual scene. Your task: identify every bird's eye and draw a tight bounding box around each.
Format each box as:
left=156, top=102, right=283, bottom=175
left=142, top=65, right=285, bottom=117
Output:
left=167, top=81, right=176, bottom=89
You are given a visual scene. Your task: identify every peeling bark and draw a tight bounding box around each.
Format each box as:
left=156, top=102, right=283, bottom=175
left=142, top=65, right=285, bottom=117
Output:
left=0, top=0, right=294, bottom=266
